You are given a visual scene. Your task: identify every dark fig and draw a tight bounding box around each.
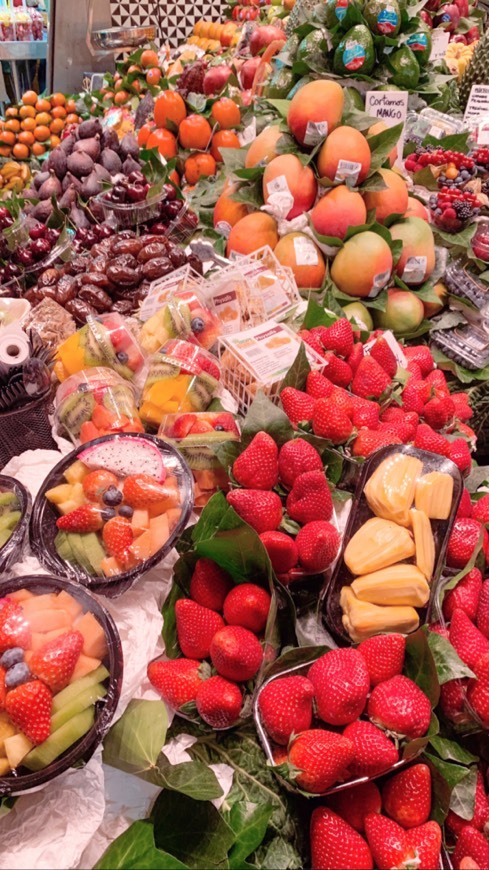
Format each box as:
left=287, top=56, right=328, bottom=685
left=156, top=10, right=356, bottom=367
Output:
left=46, top=148, right=67, bottom=180
left=77, top=118, right=103, bottom=140
left=22, top=188, right=37, bottom=201
left=69, top=204, right=91, bottom=229
left=119, top=132, right=139, bottom=160
left=58, top=187, right=77, bottom=210
left=101, top=128, right=120, bottom=152
left=73, top=136, right=101, bottom=162
left=59, top=134, right=76, bottom=156
left=67, top=152, right=95, bottom=179
left=38, top=172, right=63, bottom=201
left=62, top=172, right=82, bottom=193
left=33, top=171, right=50, bottom=191
left=100, top=148, right=122, bottom=175
left=31, top=199, right=54, bottom=223
left=80, top=170, right=102, bottom=200
left=122, top=155, right=141, bottom=177
left=93, top=164, right=111, bottom=183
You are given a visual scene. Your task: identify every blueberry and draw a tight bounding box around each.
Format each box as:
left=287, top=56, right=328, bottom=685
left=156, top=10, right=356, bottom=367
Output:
left=5, top=662, right=31, bottom=689
left=101, top=508, right=117, bottom=522
left=191, top=317, right=205, bottom=334
left=0, top=648, right=24, bottom=669
left=103, top=486, right=123, bottom=506
left=118, top=505, right=134, bottom=519
left=214, top=424, right=225, bottom=431
left=77, top=384, right=90, bottom=393
left=117, top=351, right=129, bottom=364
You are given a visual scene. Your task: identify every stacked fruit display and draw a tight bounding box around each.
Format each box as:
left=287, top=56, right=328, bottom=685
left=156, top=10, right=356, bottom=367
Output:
left=96, top=48, right=168, bottom=110
left=0, top=91, right=81, bottom=161
left=188, top=20, right=240, bottom=49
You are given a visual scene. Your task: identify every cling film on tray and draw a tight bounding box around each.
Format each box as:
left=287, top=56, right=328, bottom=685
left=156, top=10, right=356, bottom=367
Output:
left=0, top=474, right=32, bottom=577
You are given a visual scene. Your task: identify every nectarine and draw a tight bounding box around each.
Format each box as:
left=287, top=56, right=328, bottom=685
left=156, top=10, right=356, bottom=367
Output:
left=374, top=288, right=424, bottom=336
left=405, top=196, right=430, bottom=221
left=245, top=125, right=283, bottom=168
left=363, top=168, right=408, bottom=224
left=317, top=126, right=371, bottom=184
left=226, top=212, right=279, bottom=257
left=389, top=216, right=435, bottom=285
left=331, top=231, right=393, bottom=298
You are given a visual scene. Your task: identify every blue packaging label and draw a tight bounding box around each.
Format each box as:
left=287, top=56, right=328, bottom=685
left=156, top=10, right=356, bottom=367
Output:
left=343, top=40, right=366, bottom=70
left=377, top=6, right=399, bottom=33
left=406, top=32, right=428, bottom=51
left=335, top=0, right=349, bottom=19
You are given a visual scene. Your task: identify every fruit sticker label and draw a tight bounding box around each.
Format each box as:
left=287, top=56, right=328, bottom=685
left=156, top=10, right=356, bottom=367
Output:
left=369, top=269, right=391, bottom=297
left=342, top=40, right=366, bottom=71
left=377, top=6, right=399, bottom=34
left=406, top=32, right=429, bottom=53
left=304, top=121, right=328, bottom=146
left=238, top=117, right=257, bottom=147
left=265, top=174, right=295, bottom=219
left=138, top=266, right=191, bottom=322
left=223, top=321, right=320, bottom=384
left=266, top=175, right=291, bottom=197
left=402, top=255, right=427, bottom=285
left=335, top=0, right=349, bottom=20
left=293, top=235, right=319, bottom=266
left=428, top=29, right=449, bottom=63
left=334, top=159, right=362, bottom=185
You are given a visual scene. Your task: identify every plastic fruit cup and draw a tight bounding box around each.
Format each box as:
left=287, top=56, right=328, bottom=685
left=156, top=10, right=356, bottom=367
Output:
left=0, top=574, right=122, bottom=796
left=171, top=289, right=222, bottom=350
left=471, top=222, right=489, bottom=263
left=0, top=475, right=31, bottom=575
left=55, top=314, right=145, bottom=383
left=140, top=339, right=222, bottom=429
left=54, top=367, right=143, bottom=446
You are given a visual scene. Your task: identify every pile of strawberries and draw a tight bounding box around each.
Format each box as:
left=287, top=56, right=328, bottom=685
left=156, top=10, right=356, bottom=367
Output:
left=445, top=769, right=489, bottom=869
left=281, top=318, right=474, bottom=471
left=147, top=558, right=271, bottom=728
left=257, top=636, right=432, bottom=795
left=224, top=432, right=340, bottom=576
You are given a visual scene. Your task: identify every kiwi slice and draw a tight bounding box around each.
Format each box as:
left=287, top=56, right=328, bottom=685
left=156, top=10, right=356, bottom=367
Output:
left=182, top=446, right=220, bottom=470
left=55, top=531, right=77, bottom=565
left=80, top=324, right=108, bottom=366
left=0, top=492, right=17, bottom=509
left=0, top=511, right=20, bottom=532
left=80, top=532, right=106, bottom=575
left=145, top=359, right=180, bottom=388
left=102, top=385, right=134, bottom=417
left=188, top=377, right=214, bottom=411
left=58, top=391, right=96, bottom=436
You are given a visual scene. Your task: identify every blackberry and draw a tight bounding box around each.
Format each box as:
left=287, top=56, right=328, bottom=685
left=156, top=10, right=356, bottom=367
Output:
left=453, top=201, right=473, bottom=220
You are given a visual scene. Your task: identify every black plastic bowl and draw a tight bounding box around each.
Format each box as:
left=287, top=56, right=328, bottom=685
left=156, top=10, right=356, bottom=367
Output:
left=0, top=574, right=123, bottom=796
left=30, top=433, right=194, bottom=598
left=0, top=474, right=32, bottom=575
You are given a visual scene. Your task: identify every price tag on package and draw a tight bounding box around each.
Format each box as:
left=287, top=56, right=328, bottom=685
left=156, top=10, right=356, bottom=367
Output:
left=365, top=90, right=408, bottom=167
left=138, top=265, right=191, bottom=322
left=464, top=85, right=489, bottom=128
left=429, top=29, right=450, bottom=64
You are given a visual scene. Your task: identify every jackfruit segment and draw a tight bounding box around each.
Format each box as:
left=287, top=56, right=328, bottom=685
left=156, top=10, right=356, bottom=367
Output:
left=351, top=565, right=430, bottom=607
left=340, top=586, right=420, bottom=642
left=410, top=508, right=435, bottom=582
left=414, top=471, right=453, bottom=520
left=364, top=453, right=423, bottom=527
left=344, top=518, right=415, bottom=576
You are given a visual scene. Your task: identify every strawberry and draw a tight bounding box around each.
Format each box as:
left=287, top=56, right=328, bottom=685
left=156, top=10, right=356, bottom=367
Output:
left=310, top=807, right=373, bottom=870
left=467, top=652, right=489, bottom=727
left=280, top=387, right=315, bottom=427
left=457, top=488, right=473, bottom=519
left=439, top=678, right=470, bottom=725
left=5, top=679, right=52, bottom=744
left=102, top=515, right=133, bottom=561
left=446, top=771, right=489, bottom=839
left=232, top=432, right=279, bottom=490
left=312, top=401, right=353, bottom=444
left=446, top=518, right=487, bottom=569
left=403, top=346, right=434, bottom=376
left=379, top=419, right=413, bottom=443
left=472, top=493, right=489, bottom=524
left=212, top=412, right=239, bottom=434
left=195, top=675, right=242, bottom=728
left=189, top=558, right=233, bottom=612
left=189, top=420, right=214, bottom=434
left=299, top=328, right=324, bottom=356
left=365, top=814, right=441, bottom=870
left=449, top=609, right=489, bottom=670
left=429, top=621, right=450, bottom=639
left=257, top=675, right=314, bottom=744
left=288, top=729, right=355, bottom=793
left=210, top=625, right=263, bottom=681
left=82, top=470, right=120, bottom=503
left=0, top=666, right=5, bottom=710
left=323, top=352, right=353, bottom=388
left=175, top=599, right=224, bottom=660
left=369, top=337, right=397, bottom=378
left=171, top=414, right=198, bottom=438
left=351, top=400, right=380, bottom=430
left=30, top=630, right=83, bottom=693
left=368, top=675, right=432, bottom=739
left=414, top=423, right=450, bottom=456
left=306, top=370, right=335, bottom=400
left=343, top=720, right=398, bottom=777
left=382, top=763, right=432, bottom=829
left=378, top=406, right=406, bottom=425
left=327, top=781, right=381, bottom=833
left=296, top=521, right=340, bottom=572
left=123, top=474, right=168, bottom=507
left=278, top=439, right=323, bottom=489
left=286, top=470, right=333, bottom=525
left=330, top=388, right=354, bottom=417
left=347, top=342, right=364, bottom=373
left=443, top=568, right=482, bottom=622
left=351, top=429, right=402, bottom=457
left=226, top=489, right=283, bottom=534
left=452, top=393, right=474, bottom=422
left=223, top=583, right=271, bottom=634
left=147, top=658, right=207, bottom=708
left=423, top=396, right=450, bottom=430
left=259, top=531, right=298, bottom=574
left=425, top=368, right=449, bottom=393
left=449, top=438, right=472, bottom=475
left=452, top=826, right=489, bottom=870
left=402, top=381, right=430, bottom=415
left=352, top=357, right=391, bottom=400
left=319, top=319, right=354, bottom=358
left=0, top=601, right=31, bottom=652
left=477, top=581, right=489, bottom=638
left=406, top=360, right=423, bottom=381
left=357, top=634, right=406, bottom=687
left=308, top=648, right=369, bottom=726
left=57, top=504, right=104, bottom=533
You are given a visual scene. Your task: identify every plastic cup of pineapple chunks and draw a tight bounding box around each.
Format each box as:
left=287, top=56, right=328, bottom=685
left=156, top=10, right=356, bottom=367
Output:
left=0, top=574, right=122, bottom=796
left=322, top=445, right=463, bottom=646
left=0, top=475, right=32, bottom=576
left=54, top=368, right=143, bottom=446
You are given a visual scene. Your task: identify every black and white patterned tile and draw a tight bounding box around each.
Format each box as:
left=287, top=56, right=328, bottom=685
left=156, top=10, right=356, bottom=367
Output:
left=110, top=0, right=227, bottom=47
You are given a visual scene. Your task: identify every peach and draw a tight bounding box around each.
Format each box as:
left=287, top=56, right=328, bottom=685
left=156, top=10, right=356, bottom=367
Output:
left=287, top=80, right=344, bottom=147
left=374, top=289, right=425, bottom=336
left=405, top=196, right=430, bottom=221
left=213, top=184, right=249, bottom=235
left=363, top=168, right=409, bottom=224
left=310, top=185, right=367, bottom=240
left=226, top=212, right=279, bottom=257
left=317, top=126, right=371, bottom=184
left=263, top=154, right=317, bottom=220
left=331, top=231, right=393, bottom=298
left=274, top=232, right=326, bottom=289
left=389, top=216, right=435, bottom=285
left=245, top=125, right=282, bottom=168
left=368, top=121, right=398, bottom=167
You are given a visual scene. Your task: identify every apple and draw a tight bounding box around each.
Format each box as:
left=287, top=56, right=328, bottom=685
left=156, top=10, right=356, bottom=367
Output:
left=420, top=9, right=433, bottom=25
left=240, top=56, right=262, bottom=89
left=249, top=24, right=286, bottom=56
left=203, top=65, right=233, bottom=96
left=434, top=3, right=461, bottom=31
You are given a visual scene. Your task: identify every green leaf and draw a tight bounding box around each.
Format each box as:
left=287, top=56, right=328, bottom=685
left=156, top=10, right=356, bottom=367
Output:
left=162, top=580, right=186, bottom=658
left=152, top=791, right=236, bottom=869
left=427, top=631, right=476, bottom=684
left=228, top=802, right=274, bottom=869
left=94, top=821, right=189, bottom=870
left=433, top=223, right=476, bottom=250
left=404, top=628, right=440, bottom=707
left=429, top=736, right=478, bottom=766
left=243, top=391, right=295, bottom=450
left=103, top=700, right=168, bottom=778
left=302, top=297, right=338, bottom=330
left=220, top=147, right=247, bottom=173
left=450, top=768, right=478, bottom=821
left=412, top=166, right=439, bottom=191
left=230, top=179, right=264, bottom=209
left=360, top=171, right=388, bottom=192
left=153, top=756, right=224, bottom=801
left=431, top=345, right=489, bottom=385
left=367, top=123, right=403, bottom=172
left=422, top=130, right=470, bottom=154
left=264, top=99, right=291, bottom=119
left=425, top=753, right=476, bottom=825
left=279, top=344, right=311, bottom=392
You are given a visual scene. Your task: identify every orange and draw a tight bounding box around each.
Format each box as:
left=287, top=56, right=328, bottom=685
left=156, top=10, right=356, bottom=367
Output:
left=154, top=91, right=187, bottom=130
left=0, top=145, right=11, bottom=157
left=35, top=98, right=51, bottom=113
left=13, top=143, right=29, bottom=159
left=66, top=113, right=80, bottom=124
left=34, top=125, right=50, bottom=142
left=102, top=93, right=114, bottom=104
left=137, top=122, right=155, bottom=147
left=5, top=107, right=19, bottom=119
left=50, top=118, right=65, bottom=134
left=21, top=117, right=36, bottom=131
left=114, top=79, right=125, bottom=92
left=22, top=90, right=38, bottom=106
left=18, top=130, right=35, bottom=146
left=51, top=93, right=66, bottom=107
left=210, top=129, right=240, bottom=163
left=141, top=49, right=159, bottom=68
left=51, top=106, right=66, bottom=119
left=50, top=135, right=61, bottom=148
left=19, top=105, right=36, bottom=120
left=169, top=168, right=180, bottom=187
left=0, top=131, right=15, bottom=147
left=178, top=114, right=212, bottom=150
left=5, top=119, right=20, bottom=133
left=114, top=91, right=129, bottom=105
left=130, top=80, right=143, bottom=94
left=127, top=64, right=141, bottom=74
left=146, top=67, right=162, bottom=86
left=184, top=152, right=216, bottom=184
left=146, top=128, right=178, bottom=159
left=65, top=99, right=77, bottom=113
left=31, top=142, right=46, bottom=156
left=35, top=112, right=52, bottom=127
left=211, top=97, right=241, bottom=129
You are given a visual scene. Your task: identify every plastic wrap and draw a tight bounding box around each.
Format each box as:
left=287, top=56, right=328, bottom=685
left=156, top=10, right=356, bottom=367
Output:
left=0, top=473, right=32, bottom=575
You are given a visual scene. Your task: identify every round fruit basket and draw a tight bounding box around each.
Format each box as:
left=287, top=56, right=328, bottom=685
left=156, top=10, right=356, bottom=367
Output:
left=0, top=474, right=32, bottom=575
left=0, top=574, right=122, bottom=796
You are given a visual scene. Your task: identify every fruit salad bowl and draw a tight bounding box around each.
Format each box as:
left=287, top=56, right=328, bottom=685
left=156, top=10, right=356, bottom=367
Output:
left=0, top=574, right=122, bottom=796
left=30, top=433, right=194, bottom=598
left=0, top=474, right=32, bottom=575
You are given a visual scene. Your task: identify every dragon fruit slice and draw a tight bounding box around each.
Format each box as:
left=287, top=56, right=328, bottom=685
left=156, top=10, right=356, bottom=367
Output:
left=79, top=437, right=165, bottom=482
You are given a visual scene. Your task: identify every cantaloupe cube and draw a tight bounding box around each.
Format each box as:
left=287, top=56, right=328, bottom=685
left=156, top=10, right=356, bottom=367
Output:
left=131, top=508, right=150, bottom=537
left=0, top=713, right=17, bottom=754
left=26, top=609, right=71, bottom=633
left=21, top=594, right=58, bottom=614
left=0, top=757, right=11, bottom=775
left=148, top=486, right=180, bottom=518
left=129, top=529, right=154, bottom=562
left=64, top=460, right=89, bottom=485
left=70, top=653, right=102, bottom=682
left=150, top=513, right=169, bottom=551
left=24, top=650, right=32, bottom=664
left=54, top=590, right=83, bottom=621
left=100, top=556, right=122, bottom=577
left=45, top=484, right=74, bottom=505
left=30, top=628, right=68, bottom=651
left=167, top=508, right=182, bottom=530
left=8, top=590, right=35, bottom=603
left=4, top=733, right=33, bottom=769
left=193, top=469, right=217, bottom=491
left=74, top=612, right=107, bottom=659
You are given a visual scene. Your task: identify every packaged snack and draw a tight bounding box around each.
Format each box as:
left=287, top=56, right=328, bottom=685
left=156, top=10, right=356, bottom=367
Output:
left=54, top=368, right=143, bottom=445
left=55, top=313, right=145, bottom=382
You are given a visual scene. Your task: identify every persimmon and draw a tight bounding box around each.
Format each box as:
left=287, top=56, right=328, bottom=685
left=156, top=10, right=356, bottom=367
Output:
left=5, top=119, right=20, bottom=133
left=154, top=91, right=187, bottom=130
left=34, top=125, right=50, bottom=142
left=185, top=152, right=216, bottom=184
left=141, top=49, right=159, bottom=68
left=178, top=114, right=212, bottom=150
left=18, top=130, right=35, bottom=146
left=137, top=122, right=155, bottom=147
left=0, top=131, right=15, bottom=147
left=146, top=128, right=178, bottom=159
left=31, top=142, right=46, bottom=156
left=211, top=129, right=240, bottom=163
left=51, top=93, right=66, bottom=107
left=211, top=97, right=240, bottom=129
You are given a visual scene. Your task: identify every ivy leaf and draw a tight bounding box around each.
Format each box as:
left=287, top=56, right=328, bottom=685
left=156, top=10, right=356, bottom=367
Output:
left=427, top=631, right=475, bottom=684
left=433, top=223, right=477, bottom=250
left=422, top=130, right=470, bottom=153
left=263, top=98, right=290, bottom=119
left=425, top=754, right=476, bottom=825
left=153, top=756, right=224, bottom=801
left=230, top=179, right=264, bottom=209
left=162, top=581, right=186, bottom=659
left=280, top=344, right=311, bottom=392
left=429, top=736, right=478, bottom=766
left=404, top=628, right=440, bottom=707
left=152, top=791, right=236, bottom=869
left=220, top=147, right=248, bottom=173
left=228, top=802, right=274, bottom=869
left=103, top=700, right=168, bottom=778
left=360, top=171, right=389, bottom=192
left=94, top=821, right=189, bottom=870
left=412, top=167, right=439, bottom=191
left=431, top=345, right=489, bottom=385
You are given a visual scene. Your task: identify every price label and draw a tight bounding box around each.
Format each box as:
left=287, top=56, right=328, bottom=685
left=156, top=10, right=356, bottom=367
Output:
left=430, top=29, right=450, bottom=63
left=464, top=85, right=489, bottom=128
left=365, top=90, right=408, bottom=167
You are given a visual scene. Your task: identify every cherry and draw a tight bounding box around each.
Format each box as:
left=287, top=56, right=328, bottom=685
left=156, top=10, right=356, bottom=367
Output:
left=29, top=223, right=47, bottom=241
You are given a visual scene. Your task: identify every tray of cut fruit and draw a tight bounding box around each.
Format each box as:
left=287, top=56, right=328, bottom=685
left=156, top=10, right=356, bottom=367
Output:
left=0, top=474, right=31, bottom=575
left=30, top=434, right=194, bottom=598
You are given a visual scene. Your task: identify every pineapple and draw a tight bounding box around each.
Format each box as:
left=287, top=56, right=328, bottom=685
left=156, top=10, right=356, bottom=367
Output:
left=459, top=32, right=489, bottom=108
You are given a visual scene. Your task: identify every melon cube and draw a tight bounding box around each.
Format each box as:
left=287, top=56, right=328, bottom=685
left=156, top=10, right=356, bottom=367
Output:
left=30, top=628, right=68, bottom=651
left=167, top=508, right=182, bottom=530
left=0, top=712, right=17, bottom=753
left=8, top=590, right=34, bottom=603
left=54, top=590, right=83, bottom=621
left=129, top=529, right=154, bottom=562
left=150, top=513, right=170, bottom=550
left=70, top=654, right=102, bottom=683
left=21, top=594, right=58, bottom=614
left=0, top=758, right=11, bottom=775
left=64, top=460, right=89, bottom=485
left=57, top=499, right=82, bottom=516
left=26, top=609, right=71, bottom=633
left=74, top=612, right=107, bottom=659
left=100, top=556, right=122, bottom=577
left=131, top=508, right=150, bottom=537
left=4, top=733, right=33, bottom=769
left=45, top=484, right=74, bottom=505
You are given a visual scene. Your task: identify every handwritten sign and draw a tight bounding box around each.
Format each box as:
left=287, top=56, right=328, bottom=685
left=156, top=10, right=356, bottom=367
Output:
left=464, top=85, right=489, bottom=128
left=365, top=90, right=408, bottom=167
left=430, top=29, right=450, bottom=63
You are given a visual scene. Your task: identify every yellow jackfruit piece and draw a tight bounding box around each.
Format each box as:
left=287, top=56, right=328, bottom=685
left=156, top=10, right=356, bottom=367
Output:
left=344, top=517, right=415, bottom=575
left=364, top=453, right=423, bottom=527
left=410, top=508, right=435, bottom=582
left=351, top=564, right=430, bottom=607
left=414, top=471, right=453, bottom=520
left=340, top=587, right=420, bottom=642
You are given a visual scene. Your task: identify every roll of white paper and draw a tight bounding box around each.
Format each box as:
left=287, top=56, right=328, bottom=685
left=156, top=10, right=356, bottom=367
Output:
left=0, top=326, right=30, bottom=373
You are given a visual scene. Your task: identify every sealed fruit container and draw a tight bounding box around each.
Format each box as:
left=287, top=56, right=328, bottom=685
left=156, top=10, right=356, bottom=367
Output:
left=140, top=339, right=221, bottom=429
left=95, top=188, right=168, bottom=229
left=54, top=313, right=145, bottom=383
left=159, top=411, right=240, bottom=507
left=54, top=368, right=144, bottom=446
left=0, top=574, right=122, bottom=795
left=139, top=288, right=222, bottom=355
left=0, top=475, right=31, bottom=575
left=323, top=445, right=463, bottom=645
left=30, top=433, right=193, bottom=598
